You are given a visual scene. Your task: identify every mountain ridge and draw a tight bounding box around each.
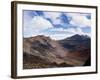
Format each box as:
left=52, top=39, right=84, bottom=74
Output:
left=23, top=34, right=91, bottom=69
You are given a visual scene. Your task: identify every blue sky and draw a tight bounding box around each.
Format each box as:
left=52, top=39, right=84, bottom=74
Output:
left=23, top=10, right=91, bottom=40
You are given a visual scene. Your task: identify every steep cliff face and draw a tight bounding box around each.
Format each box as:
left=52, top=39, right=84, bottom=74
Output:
left=23, top=35, right=91, bottom=69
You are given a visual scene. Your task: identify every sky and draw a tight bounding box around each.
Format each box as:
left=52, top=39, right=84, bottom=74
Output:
left=23, top=10, right=91, bottom=40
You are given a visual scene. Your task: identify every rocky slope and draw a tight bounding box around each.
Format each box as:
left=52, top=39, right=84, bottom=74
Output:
left=23, top=35, right=91, bottom=69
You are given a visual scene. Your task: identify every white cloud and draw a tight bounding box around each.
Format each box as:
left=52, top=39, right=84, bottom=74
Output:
left=24, top=16, right=53, bottom=37
left=40, top=27, right=90, bottom=40
left=40, top=31, right=74, bottom=40
left=48, top=28, right=68, bottom=32
left=48, top=27, right=82, bottom=34
left=49, top=33, right=74, bottom=40
left=65, top=13, right=91, bottom=27
left=43, top=12, right=61, bottom=25
left=43, top=12, right=91, bottom=28
left=41, top=28, right=84, bottom=40
left=31, top=16, right=53, bottom=30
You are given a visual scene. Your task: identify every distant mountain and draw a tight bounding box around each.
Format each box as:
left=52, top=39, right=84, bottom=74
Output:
left=23, top=34, right=91, bottom=69
left=66, top=34, right=90, bottom=40
left=59, top=34, right=91, bottom=51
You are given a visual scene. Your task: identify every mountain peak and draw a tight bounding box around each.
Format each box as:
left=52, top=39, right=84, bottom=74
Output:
left=66, top=34, right=90, bottom=41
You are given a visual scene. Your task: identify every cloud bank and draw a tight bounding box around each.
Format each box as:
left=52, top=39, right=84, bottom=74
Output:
left=23, top=10, right=91, bottom=40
